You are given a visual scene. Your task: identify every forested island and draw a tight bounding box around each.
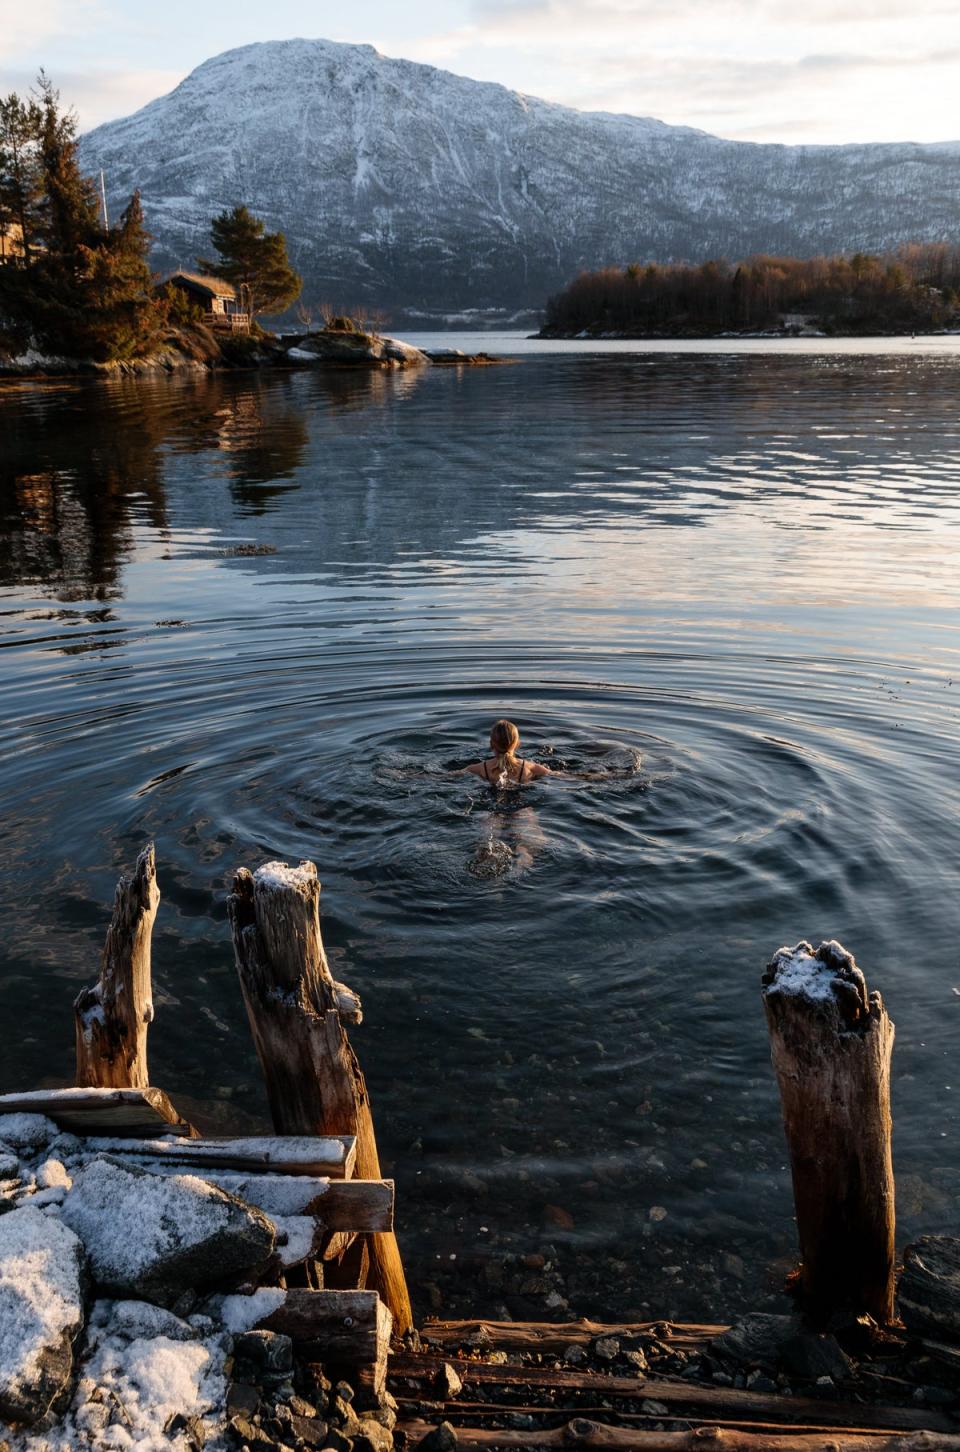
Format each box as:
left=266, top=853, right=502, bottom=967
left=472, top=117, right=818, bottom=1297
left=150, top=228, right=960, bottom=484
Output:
left=539, top=247, right=960, bottom=338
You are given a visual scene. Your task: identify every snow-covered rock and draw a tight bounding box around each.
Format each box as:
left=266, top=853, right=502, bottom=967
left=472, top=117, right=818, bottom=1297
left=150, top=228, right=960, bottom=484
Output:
left=60, top=1158, right=275, bottom=1299
left=18, top=1298, right=228, bottom=1451
left=0, top=1116, right=57, bottom=1153
left=0, top=1206, right=86, bottom=1425
left=79, top=37, right=960, bottom=313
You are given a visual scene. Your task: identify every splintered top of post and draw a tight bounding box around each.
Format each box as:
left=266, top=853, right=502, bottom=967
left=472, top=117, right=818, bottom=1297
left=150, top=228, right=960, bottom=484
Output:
left=763, top=939, right=873, bottom=1026
left=255, top=861, right=319, bottom=895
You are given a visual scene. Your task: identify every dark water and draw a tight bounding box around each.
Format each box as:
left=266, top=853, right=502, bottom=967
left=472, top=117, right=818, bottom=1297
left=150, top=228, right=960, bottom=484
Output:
left=1, top=349, right=959, bottom=1324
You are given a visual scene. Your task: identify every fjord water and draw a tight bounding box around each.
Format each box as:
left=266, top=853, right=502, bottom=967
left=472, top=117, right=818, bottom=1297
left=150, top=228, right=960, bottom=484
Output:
left=2, top=344, right=959, bottom=1322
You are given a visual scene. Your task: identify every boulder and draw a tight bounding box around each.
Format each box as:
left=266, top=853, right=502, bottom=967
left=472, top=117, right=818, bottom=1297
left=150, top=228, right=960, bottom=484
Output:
left=286, top=330, right=428, bottom=367
left=900, top=1236, right=960, bottom=1338
left=61, top=1157, right=275, bottom=1299
left=0, top=1204, right=86, bottom=1425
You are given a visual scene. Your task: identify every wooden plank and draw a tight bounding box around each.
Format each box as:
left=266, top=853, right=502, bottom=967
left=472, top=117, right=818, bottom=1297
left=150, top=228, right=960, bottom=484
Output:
left=420, top=1319, right=726, bottom=1355
left=390, top=1356, right=953, bottom=1435
left=97, top=1168, right=392, bottom=1229
left=399, top=1421, right=960, bottom=1451
left=79, top=1134, right=356, bottom=1178
left=0, top=1087, right=197, bottom=1138
left=260, top=1288, right=386, bottom=1350
left=253, top=1288, right=392, bottom=1391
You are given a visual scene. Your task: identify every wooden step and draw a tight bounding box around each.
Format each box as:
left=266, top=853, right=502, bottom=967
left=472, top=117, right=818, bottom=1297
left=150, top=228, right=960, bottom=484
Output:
left=0, top=1087, right=196, bottom=1138
left=227, top=1288, right=392, bottom=1391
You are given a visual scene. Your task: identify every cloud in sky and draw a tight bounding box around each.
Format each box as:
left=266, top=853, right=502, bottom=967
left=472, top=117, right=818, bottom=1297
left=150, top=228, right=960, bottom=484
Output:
left=0, top=0, right=102, bottom=60
left=405, top=0, right=960, bottom=143
left=1, top=0, right=958, bottom=143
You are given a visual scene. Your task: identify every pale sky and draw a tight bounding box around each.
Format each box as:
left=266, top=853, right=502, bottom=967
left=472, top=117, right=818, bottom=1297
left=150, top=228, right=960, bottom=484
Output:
left=1, top=0, right=958, bottom=145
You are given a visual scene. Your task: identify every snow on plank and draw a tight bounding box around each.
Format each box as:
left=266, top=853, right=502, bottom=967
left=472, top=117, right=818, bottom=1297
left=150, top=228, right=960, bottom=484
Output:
left=0, top=1087, right=197, bottom=1139
left=80, top=1133, right=357, bottom=1179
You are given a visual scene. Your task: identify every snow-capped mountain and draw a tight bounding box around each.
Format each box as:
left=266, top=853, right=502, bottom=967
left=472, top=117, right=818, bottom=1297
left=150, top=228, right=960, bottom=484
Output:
left=80, top=38, right=960, bottom=313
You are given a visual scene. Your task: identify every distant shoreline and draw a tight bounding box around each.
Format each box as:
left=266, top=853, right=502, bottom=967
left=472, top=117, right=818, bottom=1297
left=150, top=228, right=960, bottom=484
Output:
left=535, top=326, right=960, bottom=342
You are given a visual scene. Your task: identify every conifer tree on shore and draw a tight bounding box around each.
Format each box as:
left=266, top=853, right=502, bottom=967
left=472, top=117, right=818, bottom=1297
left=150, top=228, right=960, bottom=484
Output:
left=199, top=204, right=301, bottom=322
left=0, top=92, right=43, bottom=265
left=0, top=75, right=162, bottom=360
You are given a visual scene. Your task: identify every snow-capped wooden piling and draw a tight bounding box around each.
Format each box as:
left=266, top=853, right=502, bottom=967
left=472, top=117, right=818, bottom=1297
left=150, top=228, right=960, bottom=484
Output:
left=74, top=843, right=159, bottom=1089
left=228, top=859, right=413, bottom=1335
left=762, top=939, right=896, bottom=1324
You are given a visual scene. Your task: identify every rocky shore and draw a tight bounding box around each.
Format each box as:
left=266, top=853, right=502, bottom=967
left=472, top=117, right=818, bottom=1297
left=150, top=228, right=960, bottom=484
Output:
left=0, top=1111, right=399, bottom=1452
left=0, top=325, right=504, bottom=380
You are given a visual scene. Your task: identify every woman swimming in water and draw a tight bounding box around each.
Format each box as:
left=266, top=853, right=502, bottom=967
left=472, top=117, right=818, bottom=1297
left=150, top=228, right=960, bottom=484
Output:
left=465, top=719, right=552, bottom=786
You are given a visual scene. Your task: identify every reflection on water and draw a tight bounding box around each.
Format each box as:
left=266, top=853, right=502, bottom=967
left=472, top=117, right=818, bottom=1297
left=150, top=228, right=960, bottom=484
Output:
left=1, top=350, right=960, bottom=1325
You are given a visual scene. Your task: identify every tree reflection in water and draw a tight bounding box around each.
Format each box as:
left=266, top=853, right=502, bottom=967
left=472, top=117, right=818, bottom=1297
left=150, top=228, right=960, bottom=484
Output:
left=0, top=366, right=426, bottom=597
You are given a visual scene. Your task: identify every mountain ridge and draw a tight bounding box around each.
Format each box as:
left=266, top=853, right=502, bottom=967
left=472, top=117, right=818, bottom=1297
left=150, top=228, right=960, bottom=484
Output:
left=79, top=38, right=960, bottom=314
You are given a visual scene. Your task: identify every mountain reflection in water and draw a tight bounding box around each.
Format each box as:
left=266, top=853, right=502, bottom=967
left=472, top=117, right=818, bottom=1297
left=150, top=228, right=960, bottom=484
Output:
left=1, top=349, right=959, bottom=1326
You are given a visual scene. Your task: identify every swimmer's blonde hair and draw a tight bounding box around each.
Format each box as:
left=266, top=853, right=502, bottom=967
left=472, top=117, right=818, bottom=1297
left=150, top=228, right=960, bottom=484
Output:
left=490, top=719, right=520, bottom=780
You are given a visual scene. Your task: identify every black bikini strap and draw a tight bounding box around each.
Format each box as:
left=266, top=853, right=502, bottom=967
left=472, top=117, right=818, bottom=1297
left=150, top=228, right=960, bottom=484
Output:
left=518, top=758, right=526, bottom=783
left=483, top=759, right=491, bottom=782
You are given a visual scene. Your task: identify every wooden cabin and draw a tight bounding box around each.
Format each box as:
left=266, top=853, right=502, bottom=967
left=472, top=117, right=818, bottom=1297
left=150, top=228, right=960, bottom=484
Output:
left=162, top=270, right=250, bottom=330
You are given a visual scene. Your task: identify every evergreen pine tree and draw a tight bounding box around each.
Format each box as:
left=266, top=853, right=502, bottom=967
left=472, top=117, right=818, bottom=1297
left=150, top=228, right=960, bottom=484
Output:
left=0, top=92, right=44, bottom=264
left=1, top=76, right=164, bottom=361
left=199, top=204, right=301, bottom=321
left=34, top=72, right=101, bottom=258
left=81, top=191, right=165, bottom=360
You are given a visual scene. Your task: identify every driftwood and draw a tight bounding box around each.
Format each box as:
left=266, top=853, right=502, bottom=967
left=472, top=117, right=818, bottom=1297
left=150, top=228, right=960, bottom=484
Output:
left=421, top=1319, right=726, bottom=1355
left=74, top=844, right=159, bottom=1089
left=228, top=860, right=412, bottom=1332
left=399, top=1423, right=960, bottom=1450
left=82, top=1133, right=356, bottom=1178
left=0, top=1087, right=197, bottom=1138
left=390, top=1356, right=954, bottom=1434
left=394, top=1400, right=940, bottom=1440
left=762, top=941, right=896, bottom=1324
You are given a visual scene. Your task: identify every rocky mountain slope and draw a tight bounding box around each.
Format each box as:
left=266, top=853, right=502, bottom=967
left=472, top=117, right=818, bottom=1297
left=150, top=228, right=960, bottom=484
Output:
left=80, top=38, right=960, bottom=313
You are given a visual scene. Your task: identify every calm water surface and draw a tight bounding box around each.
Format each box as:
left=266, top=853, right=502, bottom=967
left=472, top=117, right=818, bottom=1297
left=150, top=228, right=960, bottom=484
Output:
left=1, top=343, right=959, bottom=1323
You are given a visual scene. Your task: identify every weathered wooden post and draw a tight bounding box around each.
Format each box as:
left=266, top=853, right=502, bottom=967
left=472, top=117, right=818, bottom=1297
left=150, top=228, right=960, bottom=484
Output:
left=762, top=939, right=896, bottom=1324
left=227, top=859, right=413, bottom=1334
left=74, top=843, right=159, bottom=1089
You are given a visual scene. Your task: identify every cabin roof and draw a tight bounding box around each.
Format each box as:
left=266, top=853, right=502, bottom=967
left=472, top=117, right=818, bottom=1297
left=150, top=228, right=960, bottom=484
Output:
left=164, top=269, right=237, bottom=301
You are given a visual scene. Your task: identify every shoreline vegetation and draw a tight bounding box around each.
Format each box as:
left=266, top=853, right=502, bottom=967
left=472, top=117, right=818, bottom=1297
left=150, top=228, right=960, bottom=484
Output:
left=0, top=77, right=497, bottom=380
left=538, top=246, right=960, bottom=340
